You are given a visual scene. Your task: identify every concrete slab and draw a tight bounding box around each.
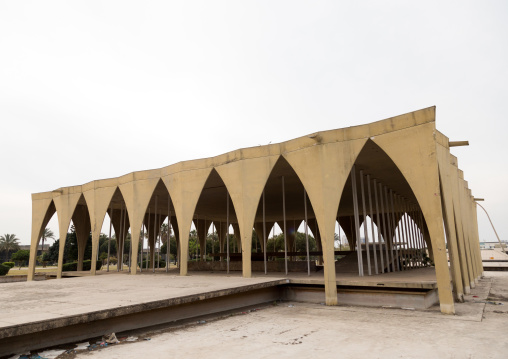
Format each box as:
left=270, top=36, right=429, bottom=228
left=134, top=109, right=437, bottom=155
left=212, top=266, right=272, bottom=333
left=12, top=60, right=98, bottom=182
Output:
left=68, top=273, right=508, bottom=359
left=0, top=273, right=285, bottom=332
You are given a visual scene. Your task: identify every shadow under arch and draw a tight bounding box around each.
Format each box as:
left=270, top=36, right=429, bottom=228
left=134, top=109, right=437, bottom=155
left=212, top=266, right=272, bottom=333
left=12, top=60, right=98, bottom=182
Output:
left=107, top=187, right=133, bottom=271
left=251, top=156, right=321, bottom=271
left=68, top=194, right=92, bottom=271
left=337, top=139, right=431, bottom=274
left=140, top=179, right=178, bottom=271
left=190, top=168, right=240, bottom=269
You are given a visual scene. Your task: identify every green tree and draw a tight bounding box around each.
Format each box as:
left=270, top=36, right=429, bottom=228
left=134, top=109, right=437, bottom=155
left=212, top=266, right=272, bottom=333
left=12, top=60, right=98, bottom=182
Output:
left=160, top=236, right=177, bottom=260
left=11, top=249, right=30, bottom=268
left=40, top=227, right=55, bottom=255
left=0, top=234, right=20, bottom=262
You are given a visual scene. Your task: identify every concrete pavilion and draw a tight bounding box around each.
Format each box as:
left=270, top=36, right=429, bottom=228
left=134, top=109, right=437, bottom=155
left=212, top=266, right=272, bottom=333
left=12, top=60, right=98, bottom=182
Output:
left=27, top=107, right=483, bottom=314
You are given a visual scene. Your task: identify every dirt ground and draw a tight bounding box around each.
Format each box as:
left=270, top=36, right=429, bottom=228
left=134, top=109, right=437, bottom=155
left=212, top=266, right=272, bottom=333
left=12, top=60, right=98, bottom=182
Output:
left=60, top=272, right=508, bottom=359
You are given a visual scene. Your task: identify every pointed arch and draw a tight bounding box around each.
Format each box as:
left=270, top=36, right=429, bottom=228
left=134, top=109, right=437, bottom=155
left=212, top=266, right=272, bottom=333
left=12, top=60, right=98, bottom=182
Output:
left=215, top=154, right=279, bottom=277
left=70, top=195, right=91, bottom=271
left=162, top=167, right=213, bottom=275
left=284, top=138, right=367, bottom=304
left=28, top=197, right=56, bottom=281
left=53, top=192, right=83, bottom=279
left=118, top=177, right=160, bottom=274
left=83, top=185, right=118, bottom=275
left=250, top=156, right=320, bottom=271
left=372, top=118, right=454, bottom=313
left=140, top=179, right=174, bottom=271
left=188, top=168, right=242, bottom=271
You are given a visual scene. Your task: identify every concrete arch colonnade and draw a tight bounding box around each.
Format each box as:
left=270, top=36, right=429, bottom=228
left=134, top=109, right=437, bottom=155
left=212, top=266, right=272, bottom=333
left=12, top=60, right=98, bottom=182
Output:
left=27, top=107, right=483, bottom=315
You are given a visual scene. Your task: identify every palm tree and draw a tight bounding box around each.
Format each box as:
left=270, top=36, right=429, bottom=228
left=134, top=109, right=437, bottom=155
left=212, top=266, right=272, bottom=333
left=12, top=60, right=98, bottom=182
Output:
left=40, top=228, right=55, bottom=255
left=0, top=234, right=20, bottom=262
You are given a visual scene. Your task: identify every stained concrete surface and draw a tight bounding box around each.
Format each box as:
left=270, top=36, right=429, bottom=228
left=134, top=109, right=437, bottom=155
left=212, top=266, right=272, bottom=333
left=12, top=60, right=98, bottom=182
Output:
left=0, top=271, right=284, bottom=329
left=67, top=273, right=508, bottom=359
left=0, top=267, right=437, bottom=330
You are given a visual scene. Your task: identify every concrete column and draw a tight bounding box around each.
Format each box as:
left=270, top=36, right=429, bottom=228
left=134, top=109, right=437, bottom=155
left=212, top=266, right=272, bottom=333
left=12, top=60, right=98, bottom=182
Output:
left=28, top=198, right=54, bottom=281
left=54, top=192, right=82, bottom=279
left=449, top=157, right=471, bottom=293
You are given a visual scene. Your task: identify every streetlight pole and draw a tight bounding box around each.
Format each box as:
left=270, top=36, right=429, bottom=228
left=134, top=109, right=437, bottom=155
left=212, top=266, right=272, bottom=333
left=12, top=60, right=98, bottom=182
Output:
left=474, top=199, right=505, bottom=254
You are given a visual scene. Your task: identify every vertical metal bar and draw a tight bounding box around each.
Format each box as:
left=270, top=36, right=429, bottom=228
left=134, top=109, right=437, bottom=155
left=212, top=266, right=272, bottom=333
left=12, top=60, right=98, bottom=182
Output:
left=226, top=191, right=230, bottom=274
left=389, top=190, right=400, bottom=272
left=146, top=207, right=150, bottom=270
left=408, top=206, right=419, bottom=267
left=204, top=219, right=207, bottom=261
left=349, top=216, right=354, bottom=252
left=383, top=187, right=396, bottom=271
left=153, top=196, right=157, bottom=273
left=413, top=206, right=423, bottom=267
left=117, top=205, right=123, bottom=272
left=282, top=176, right=288, bottom=276
left=273, top=223, right=275, bottom=255
left=157, top=214, right=160, bottom=270
left=304, top=189, right=310, bottom=276
left=351, top=165, right=364, bottom=276
left=402, top=200, right=412, bottom=268
left=196, top=215, right=199, bottom=260
left=396, top=195, right=407, bottom=270
left=417, top=208, right=426, bottom=266
left=367, top=175, right=378, bottom=275
left=119, top=205, right=125, bottom=271
left=393, top=195, right=404, bottom=270
left=405, top=201, right=413, bottom=268
left=360, top=170, right=371, bottom=275
left=170, top=195, right=171, bottom=273
left=337, top=216, right=342, bottom=251
left=122, top=206, right=127, bottom=271
left=128, top=210, right=132, bottom=271
left=378, top=183, right=390, bottom=272
left=373, top=180, right=384, bottom=273
left=263, top=190, right=267, bottom=275
left=405, top=203, right=415, bottom=267
left=293, top=219, right=296, bottom=258
left=219, top=221, right=222, bottom=262
left=383, top=187, right=394, bottom=271
left=411, top=206, right=420, bottom=267
left=140, top=219, right=144, bottom=272
left=107, top=205, right=112, bottom=272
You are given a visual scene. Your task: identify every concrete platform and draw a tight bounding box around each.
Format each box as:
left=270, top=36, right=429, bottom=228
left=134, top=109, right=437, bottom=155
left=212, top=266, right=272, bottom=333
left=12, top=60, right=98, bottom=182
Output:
left=0, top=267, right=438, bottom=357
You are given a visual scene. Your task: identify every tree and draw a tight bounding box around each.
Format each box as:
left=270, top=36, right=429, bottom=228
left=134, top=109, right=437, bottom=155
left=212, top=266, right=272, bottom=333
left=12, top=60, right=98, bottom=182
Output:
left=0, top=234, right=20, bottom=262
left=40, top=228, right=55, bottom=255
left=11, top=249, right=30, bottom=268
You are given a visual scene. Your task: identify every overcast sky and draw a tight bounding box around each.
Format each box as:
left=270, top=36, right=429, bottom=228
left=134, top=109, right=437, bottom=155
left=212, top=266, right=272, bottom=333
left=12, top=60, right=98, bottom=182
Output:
left=1, top=1, right=506, bottom=246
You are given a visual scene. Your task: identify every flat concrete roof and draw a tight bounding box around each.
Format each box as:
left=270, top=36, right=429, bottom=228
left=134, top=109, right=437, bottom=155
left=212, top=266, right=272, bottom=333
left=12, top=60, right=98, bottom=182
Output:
left=0, top=268, right=437, bottom=332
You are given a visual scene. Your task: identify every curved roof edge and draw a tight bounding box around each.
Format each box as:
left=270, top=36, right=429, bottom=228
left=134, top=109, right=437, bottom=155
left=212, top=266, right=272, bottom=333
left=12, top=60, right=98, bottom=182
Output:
left=32, top=106, right=436, bottom=200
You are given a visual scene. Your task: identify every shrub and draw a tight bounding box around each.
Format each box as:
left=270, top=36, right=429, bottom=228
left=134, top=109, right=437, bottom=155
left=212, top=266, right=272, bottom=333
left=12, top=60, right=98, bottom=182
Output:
left=2, top=262, right=15, bottom=268
left=141, top=260, right=166, bottom=269
left=0, top=264, right=10, bottom=276
left=62, top=260, right=102, bottom=271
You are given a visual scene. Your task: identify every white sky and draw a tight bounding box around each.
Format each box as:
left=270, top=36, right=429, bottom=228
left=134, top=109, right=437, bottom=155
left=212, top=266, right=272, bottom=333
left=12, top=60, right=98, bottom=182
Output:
left=0, top=1, right=506, bottom=246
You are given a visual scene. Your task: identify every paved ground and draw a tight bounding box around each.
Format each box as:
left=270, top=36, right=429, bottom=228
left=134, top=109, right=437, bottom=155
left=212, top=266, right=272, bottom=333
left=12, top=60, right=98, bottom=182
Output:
left=481, top=248, right=508, bottom=260
left=0, top=267, right=438, bottom=329
left=62, top=272, right=506, bottom=359
left=0, top=272, right=285, bottom=328
left=2, top=270, right=506, bottom=358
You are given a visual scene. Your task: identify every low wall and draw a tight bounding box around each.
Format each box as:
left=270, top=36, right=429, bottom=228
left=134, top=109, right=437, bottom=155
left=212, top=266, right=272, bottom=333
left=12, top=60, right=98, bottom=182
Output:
left=0, top=274, right=47, bottom=283
left=188, top=260, right=318, bottom=272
